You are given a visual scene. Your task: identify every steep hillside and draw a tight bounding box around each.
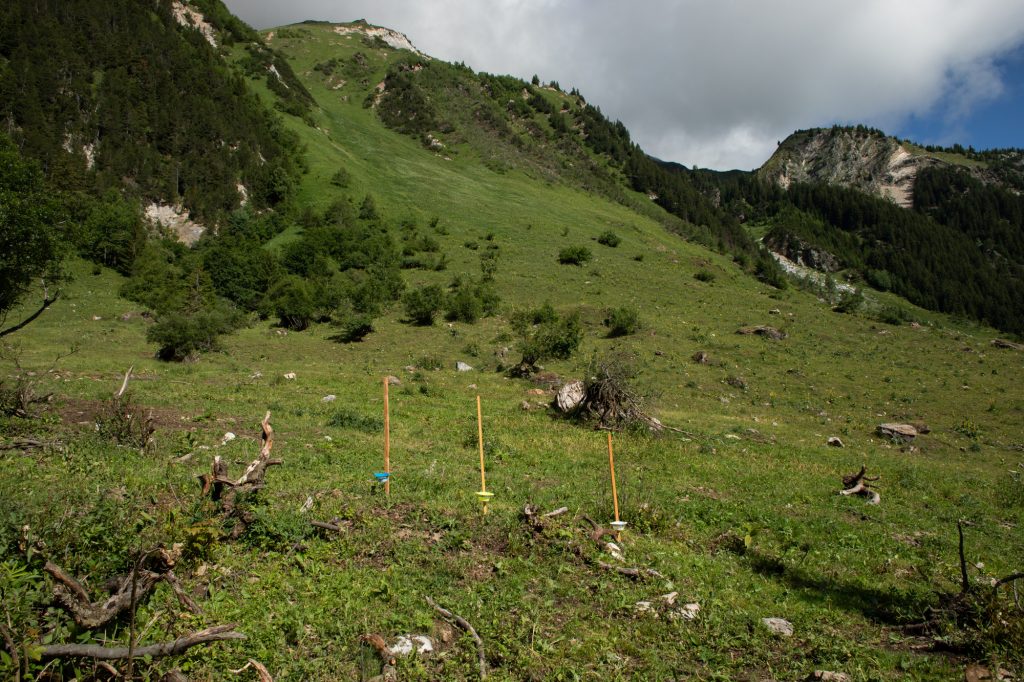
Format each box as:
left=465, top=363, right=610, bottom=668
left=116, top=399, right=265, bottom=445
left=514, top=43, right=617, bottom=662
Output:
left=0, top=0, right=305, bottom=223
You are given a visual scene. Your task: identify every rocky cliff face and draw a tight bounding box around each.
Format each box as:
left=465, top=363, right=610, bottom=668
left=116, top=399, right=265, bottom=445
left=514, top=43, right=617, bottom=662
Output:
left=758, top=128, right=934, bottom=207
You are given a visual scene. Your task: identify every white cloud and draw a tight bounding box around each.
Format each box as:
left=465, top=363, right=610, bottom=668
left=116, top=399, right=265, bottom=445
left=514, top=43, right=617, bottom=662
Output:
left=223, top=0, right=1024, bottom=169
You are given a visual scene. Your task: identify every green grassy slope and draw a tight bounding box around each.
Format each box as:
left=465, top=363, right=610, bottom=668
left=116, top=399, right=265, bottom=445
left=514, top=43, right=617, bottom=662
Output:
left=1, top=21, right=1022, bottom=682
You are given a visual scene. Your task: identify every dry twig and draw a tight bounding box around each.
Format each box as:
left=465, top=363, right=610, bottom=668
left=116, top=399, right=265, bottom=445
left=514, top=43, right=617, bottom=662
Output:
left=426, top=596, right=487, bottom=680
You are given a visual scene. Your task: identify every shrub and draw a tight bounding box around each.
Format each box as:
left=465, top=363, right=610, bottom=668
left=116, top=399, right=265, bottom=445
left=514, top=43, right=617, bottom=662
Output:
left=331, top=313, right=374, bottom=343
left=445, top=280, right=500, bottom=323
left=147, top=303, right=241, bottom=361
left=558, top=246, right=592, bottom=266
left=330, top=167, right=351, bottom=188
left=597, top=231, right=621, bottom=247
left=403, top=284, right=445, bottom=325
left=694, top=270, right=716, bottom=283
left=877, top=303, right=911, bottom=326
left=604, top=306, right=642, bottom=337
left=514, top=309, right=583, bottom=370
left=834, top=289, right=864, bottom=314
left=268, top=276, right=316, bottom=331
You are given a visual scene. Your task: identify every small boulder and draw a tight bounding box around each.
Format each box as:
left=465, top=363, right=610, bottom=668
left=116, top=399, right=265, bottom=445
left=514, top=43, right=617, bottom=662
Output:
left=389, top=635, right=435, bottom=657
left=455, top=361, right=473, bottom=372
left=283, top=372, right=296, bottom=380
left=805, top=672, right=851, bottom=682
left=991, top=338, right=1023, bottom=351
left=677, top=602, right=701, bottom=621
left=321, top=395, right=337, bottom=403
left=827, top=436, right=844, bottom=448
left=737, top=325, right=787, bottom=340
left=221, top=432, right=236, bottom=445
left=386, top=375, right=401, bottom=385
left=877, top=423, right=917, bottom=441
left=556, top=380, right=585, bottom=413
left=692, top=351, right=710, bottom=364
left=761, top=617, right=793, bottom=637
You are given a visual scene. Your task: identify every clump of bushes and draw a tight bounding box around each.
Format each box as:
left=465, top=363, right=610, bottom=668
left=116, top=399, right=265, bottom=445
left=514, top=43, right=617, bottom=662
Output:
left=509, top=304, right=583, bottom=374
left=694, top=270, right=716, bottom=283
left=597, top=231, right=621, bottom=247
left=604, top=306, right=642, bottom=337
left=558, top=246, right=592, bottom=266
left=403, top=284, right=445, bottom=325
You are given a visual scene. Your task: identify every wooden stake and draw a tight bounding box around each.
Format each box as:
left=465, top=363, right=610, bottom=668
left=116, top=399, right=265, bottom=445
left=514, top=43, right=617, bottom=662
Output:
left=383, top=377, right=391, bottom=497
left=608, top=432, right=621, bottom=541
left=477, top=395, right=490, bottom=514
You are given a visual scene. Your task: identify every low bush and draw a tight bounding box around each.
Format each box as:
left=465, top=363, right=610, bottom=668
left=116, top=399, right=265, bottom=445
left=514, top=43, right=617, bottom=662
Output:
left=604, top=306, right=642, bottom=337
left=558, top=246, right=592, bottom=266
left=403, top=284, right=445, bottom=325
left=597, top=231, right=621, bottom=247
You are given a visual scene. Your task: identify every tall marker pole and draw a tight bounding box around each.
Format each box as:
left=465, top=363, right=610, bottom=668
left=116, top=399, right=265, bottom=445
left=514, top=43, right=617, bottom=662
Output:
left=476, top=395, right=493, bottom=514
left=383, top=376, right=391, bottom=496
left=608, top=431, right=626, bottom=542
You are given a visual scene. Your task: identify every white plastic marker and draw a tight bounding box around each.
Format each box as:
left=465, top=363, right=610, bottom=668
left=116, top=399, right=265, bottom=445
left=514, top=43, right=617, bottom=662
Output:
left=607, top=431, right=627, bottom=542
left=475, top=395, right=494, bottom=514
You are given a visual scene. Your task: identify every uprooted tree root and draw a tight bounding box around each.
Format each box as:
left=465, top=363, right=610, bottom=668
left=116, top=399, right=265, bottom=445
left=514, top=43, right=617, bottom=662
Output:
left=902, top=521, right=1023, bottom=661
left=840, top=465, right=880, bottom=504
left=198, top=411, right=281, bottom=539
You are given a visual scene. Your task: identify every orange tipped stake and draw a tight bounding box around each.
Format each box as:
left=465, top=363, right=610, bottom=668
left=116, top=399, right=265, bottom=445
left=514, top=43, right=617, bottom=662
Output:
left=607, top=431, right=626, bottom=542
left=475, top=395, right=493, bottom=514
left=383, top=376, right=391, bottom=496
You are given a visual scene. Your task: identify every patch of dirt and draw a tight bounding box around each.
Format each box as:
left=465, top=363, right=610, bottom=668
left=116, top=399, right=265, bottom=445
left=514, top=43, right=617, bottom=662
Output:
left=54, top=397, right=245, bottom=434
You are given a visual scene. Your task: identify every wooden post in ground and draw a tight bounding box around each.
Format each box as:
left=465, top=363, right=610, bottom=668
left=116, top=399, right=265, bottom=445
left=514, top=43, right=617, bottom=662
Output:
left=608, top=432, right=624, bottom=542
left=383, top=377, right=391, bottom=497
left=476, top=395, right=493, bottom=514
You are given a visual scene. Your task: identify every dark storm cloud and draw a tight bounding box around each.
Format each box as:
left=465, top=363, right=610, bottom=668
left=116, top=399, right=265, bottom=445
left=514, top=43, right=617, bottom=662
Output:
left=223, top=0, right=1024, bottom=169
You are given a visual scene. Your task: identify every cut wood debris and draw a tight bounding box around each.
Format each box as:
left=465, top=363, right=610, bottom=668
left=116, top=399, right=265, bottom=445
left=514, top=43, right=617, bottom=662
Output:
left=840, top=465, right=880, bottom=504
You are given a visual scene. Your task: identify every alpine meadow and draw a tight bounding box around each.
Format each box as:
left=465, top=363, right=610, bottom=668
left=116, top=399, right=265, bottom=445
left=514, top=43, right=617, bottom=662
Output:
left=1, top=3, right=1023, bottom=681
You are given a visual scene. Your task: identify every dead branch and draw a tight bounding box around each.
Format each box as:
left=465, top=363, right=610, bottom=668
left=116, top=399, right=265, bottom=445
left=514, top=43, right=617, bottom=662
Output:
left=426, top=596, right=487, bottom=680
left=199, top=412, right=281, bottom=535
left=0, top=285, right=59, bottom=339
left=230, top=658, right=274, bottom=681
left=44, top=547, right=188, bottom=630
left=114, top=366, right=134, bottom=399
left=39, top=623, right=245, bottom=660
left=839, top=465, right=880, bottom=504
left=958, top=519, right=970, bottom=595
left=310, top=520, right=343, bottom=533
left=0, top=438, right=57, bottom=451
left=994, top=572, right=1024, bottom=588
left=542, top=507, right=569, bottom=518
left=359, top=633, right=395, bottom=667
left=0, top=621, right=20, bottom=682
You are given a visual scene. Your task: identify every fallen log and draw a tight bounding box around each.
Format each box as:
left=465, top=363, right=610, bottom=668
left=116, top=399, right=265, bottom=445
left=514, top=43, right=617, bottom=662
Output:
left=39, top=623, right=245, bottom=660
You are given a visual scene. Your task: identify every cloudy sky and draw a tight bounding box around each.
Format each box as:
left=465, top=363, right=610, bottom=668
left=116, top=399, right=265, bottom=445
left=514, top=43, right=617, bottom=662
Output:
left=223, top=0, right=1024, bottom=170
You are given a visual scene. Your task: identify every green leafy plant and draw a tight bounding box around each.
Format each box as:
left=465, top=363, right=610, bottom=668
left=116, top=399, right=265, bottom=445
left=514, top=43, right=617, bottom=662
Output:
left=558, top=246, right=592, bottom=266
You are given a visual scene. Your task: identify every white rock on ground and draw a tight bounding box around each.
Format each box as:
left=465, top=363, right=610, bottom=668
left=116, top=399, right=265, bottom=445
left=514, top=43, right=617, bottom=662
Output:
left=389, top=635, right=435, bottom=657
left=761, top=617, right=794, bottom=637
